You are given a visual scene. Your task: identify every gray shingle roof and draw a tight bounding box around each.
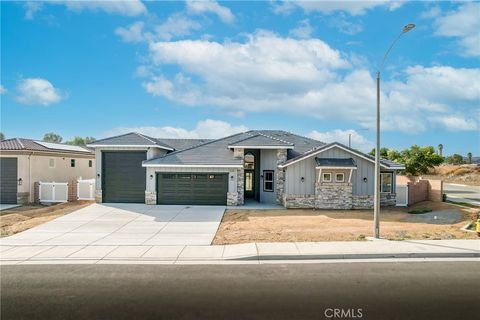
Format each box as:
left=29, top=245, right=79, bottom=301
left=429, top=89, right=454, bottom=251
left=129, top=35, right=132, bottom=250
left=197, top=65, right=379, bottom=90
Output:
left=0, top=138, right=93, bottom=155
left=143, top=130, right=325, bottom=166
left=228, top=134, right=294, bottom=147
left=315, top=157, right=356, bottom=167
left=87, top=132, right=174, bottom=150
left=156, top=138, right=212, bottom=151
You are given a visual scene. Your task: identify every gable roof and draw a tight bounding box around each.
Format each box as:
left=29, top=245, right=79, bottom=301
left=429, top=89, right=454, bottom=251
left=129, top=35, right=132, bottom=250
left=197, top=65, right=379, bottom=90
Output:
left=143, top=130, right=325, bottom=167
left=279, top=142, right=405, bottom=170
left=0, top=138, right=93, bottom=155
left=227, top=133, right=294, bottom=148
left=156, top=138, right=212, bottom=151
left=87, top=132, right=174, bottom=150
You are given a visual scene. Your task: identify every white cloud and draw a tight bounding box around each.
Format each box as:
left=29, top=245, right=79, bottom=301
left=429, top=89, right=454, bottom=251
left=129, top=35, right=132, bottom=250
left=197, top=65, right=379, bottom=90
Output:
left=430, top=2, right=480, bottom=57
left=307, top=129, right=373, bottom=152
left=289, top=19, right=313, bottom=39
left=15, top=78, right=64, bottom=106
left=272, top=0, right=403, bottom=16
left=154, top=13, right=202, bottom=41
left=186, top=0, right=235, bottom=24
left=104, top=119, right=248, bottom=139
left=115, top=21, right=146, bottom=43
left=0, top=85, right=6, bottom=94
left=328, top=13, right=363, bottom=35
left=431, top=115, right=478, bottom=131
left=24, top=0, right=146, bottom=18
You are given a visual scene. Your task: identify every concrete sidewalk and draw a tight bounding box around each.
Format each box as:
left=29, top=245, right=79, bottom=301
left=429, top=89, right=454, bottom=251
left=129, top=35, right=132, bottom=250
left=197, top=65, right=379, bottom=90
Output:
left=1, top=239, right=479, bottom=265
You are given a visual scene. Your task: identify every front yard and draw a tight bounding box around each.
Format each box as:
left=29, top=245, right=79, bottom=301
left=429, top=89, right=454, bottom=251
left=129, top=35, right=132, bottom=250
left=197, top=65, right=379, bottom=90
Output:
left=213, top=201, right=479, bottom=244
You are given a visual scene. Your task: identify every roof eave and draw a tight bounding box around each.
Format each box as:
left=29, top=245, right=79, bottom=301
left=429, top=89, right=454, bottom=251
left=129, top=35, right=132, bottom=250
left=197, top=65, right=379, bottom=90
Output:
left=86, top=144, right=174, bottom=151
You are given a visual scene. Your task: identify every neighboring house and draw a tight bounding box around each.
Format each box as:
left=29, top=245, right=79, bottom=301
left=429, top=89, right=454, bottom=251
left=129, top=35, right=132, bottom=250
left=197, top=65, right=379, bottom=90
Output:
left=0, top=138, right=95, bottom=204
left=87, top=131, right=404, bottom=209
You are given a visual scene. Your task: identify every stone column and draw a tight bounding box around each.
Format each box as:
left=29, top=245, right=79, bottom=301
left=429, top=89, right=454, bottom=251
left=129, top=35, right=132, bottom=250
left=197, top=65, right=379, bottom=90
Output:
left=276, top=149, right=287, bottom=205
left=145, top=191, right=157, bottom=205
left=95, top=189, right=103, bottom=203
left=236, top=168, right=244, bottom=205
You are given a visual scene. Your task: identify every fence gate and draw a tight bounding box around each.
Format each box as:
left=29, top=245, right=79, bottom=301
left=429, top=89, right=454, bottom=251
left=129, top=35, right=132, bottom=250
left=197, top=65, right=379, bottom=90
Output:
left=396, top=185, right=408, bottom=207
left=39, top=182, right=68, bottom=203
left=77, top=179, right=95, bottom=200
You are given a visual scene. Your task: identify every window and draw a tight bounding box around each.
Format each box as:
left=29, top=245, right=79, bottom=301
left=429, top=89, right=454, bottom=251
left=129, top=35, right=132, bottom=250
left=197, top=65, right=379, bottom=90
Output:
left=48, top=158, right=55, bottom=168
left=380, top=172, right=393, bottom=193
left=88, top=160, right=93, bottom=167
left=335, top=173, right=345, bottom=183
left=263, top=170, right=274, bottom=192
left=70, top=159, right=75, bottom=167
left=322, top=172, right=332, bottom=182
left=244, top=152, right=255, bottom=169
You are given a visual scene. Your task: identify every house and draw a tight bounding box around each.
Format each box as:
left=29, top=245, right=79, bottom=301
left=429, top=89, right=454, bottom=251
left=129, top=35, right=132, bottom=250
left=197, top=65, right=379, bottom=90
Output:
left=0, top=138, right=95, bottom=204
left=87, top=130, right=405, bottom=209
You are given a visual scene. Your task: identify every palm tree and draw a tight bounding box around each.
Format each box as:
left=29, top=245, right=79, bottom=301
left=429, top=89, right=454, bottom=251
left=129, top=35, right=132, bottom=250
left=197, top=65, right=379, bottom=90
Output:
left=438, top=144, right=443, bottom=157
left=467, top=152, right=472, bottom=164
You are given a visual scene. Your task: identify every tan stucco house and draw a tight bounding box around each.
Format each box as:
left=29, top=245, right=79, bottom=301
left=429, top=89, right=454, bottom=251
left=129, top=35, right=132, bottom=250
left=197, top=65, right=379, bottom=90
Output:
left=0, top=138, right=95, bottom=204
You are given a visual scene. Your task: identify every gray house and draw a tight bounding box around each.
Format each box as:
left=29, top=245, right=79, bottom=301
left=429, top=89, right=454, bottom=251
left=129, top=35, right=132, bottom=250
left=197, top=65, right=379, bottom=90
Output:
left=87, top=130, right=404, bottom=209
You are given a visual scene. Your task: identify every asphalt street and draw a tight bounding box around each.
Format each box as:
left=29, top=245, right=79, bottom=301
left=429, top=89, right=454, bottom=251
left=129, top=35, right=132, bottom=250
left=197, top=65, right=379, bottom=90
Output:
left=1, top=261, right=479, bottom=320
left=444, top=183, right=480, bottom=205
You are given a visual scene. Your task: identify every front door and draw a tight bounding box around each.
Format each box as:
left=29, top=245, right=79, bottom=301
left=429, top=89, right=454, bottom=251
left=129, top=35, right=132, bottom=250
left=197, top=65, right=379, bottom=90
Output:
left=244, top=170, right=255, bottom=198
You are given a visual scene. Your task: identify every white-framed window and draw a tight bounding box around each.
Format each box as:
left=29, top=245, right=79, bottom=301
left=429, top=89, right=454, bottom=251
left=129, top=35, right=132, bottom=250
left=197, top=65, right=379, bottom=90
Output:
left=263, top=170, right=274, bottom=192
left=380, top=172, right=393, bottom=193
left=335, top=173, right=345, bottom=183
left=322, top=172, right=332, bottom=182
left=48, top=158, right=55, bottom=168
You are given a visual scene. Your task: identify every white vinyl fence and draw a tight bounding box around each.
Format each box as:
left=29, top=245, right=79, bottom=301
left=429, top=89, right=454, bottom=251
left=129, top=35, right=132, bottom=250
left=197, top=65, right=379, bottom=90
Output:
left=396, top=185, right=408, bottom=207
left=39, top=182, right=68, bottom=203
left=77, top=179, right=95, bottom=200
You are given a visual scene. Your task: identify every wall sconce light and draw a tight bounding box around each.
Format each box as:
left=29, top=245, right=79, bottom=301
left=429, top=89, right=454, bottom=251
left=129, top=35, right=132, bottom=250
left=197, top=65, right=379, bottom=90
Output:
left=150, top=174, right=154, bottom=179
left=18, top=178, right=23, bottom=186
left=363, top=177, right=368, bottom=182
left=230, top=175, right=234, bottom=180
left=97, top=173, right=101, bottom=178
left=301, top=177, right=305, bottom=182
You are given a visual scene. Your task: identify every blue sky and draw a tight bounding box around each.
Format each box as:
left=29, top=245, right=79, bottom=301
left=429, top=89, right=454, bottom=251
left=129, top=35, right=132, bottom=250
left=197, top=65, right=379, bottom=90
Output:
left=1, top=0, right=479, bottom=155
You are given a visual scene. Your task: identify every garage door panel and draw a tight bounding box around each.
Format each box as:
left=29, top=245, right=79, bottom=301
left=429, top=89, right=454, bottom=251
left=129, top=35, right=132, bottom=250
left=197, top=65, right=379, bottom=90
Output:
left=157, top=173, right=227, bottom=205
left=102, top=152, right=146, bottom=203
left=0, top=158, right=18, bottom=204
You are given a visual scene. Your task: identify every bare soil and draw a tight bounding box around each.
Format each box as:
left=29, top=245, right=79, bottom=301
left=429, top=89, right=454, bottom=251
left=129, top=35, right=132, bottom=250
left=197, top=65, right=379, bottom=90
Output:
left=213, top=201, right=479, bottom=244
left=424, top=164, right=480, bottom=186
left=0, top=201, right=93, bottom=237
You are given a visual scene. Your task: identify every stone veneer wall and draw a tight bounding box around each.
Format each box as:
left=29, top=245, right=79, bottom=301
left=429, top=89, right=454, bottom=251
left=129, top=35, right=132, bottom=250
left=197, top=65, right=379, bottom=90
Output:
left=236, top=168, right=244, bottom=205
left=95, top=189, right=102, bottom=203
left=145, top=191, right=156, bottom=205
left=276, top=149, right=287, bottom=205
left=283, top=195, right=315, bottom=208
left=315, top=182, right=353, bottom=209
left=17, top=192, right=30, bottom=205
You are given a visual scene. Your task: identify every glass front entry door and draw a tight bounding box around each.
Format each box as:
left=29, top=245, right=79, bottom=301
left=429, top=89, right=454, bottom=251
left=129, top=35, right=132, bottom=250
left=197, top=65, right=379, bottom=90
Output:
left=244, top=170, right=255, bottom=198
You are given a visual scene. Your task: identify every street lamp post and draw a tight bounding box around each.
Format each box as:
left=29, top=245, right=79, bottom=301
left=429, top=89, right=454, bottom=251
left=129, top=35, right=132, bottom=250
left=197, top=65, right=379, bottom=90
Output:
left=373, top=23, right=415, bottom=238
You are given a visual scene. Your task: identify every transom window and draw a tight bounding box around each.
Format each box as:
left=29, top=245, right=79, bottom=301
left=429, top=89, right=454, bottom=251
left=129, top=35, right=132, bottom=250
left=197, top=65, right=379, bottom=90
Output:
left=244, top=152, right=255, bottom=169
left=263, top=170, right=274, bottom=192
left=380, top=172, right=393, bottom=193
left=335, top=173, right=345, bottom=183
left=322, top=173, right=332, bottom=182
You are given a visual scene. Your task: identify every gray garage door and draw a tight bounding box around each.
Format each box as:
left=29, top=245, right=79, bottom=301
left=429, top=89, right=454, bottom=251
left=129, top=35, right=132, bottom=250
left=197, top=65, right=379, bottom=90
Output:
left=0, top=158, right=18, bottom=204
left=157, top=173, right=228, bottom=205
left=102, top=151, right=146, bottom=203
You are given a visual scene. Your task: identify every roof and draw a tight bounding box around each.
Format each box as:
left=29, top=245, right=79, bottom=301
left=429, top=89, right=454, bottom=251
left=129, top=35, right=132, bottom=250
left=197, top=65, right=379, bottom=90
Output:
left=227, top=134, right=294, bottom=148
left=0, top=138, right=93, bottom=155
left=143, top=130, right=325, bottom=167
left=279, top=142, right=405, bottom=170
left=87, top=132, right=174, bottom=150
left=156, top=138, right=212, bottom=151
left=315, top=157, right=356, bottom=168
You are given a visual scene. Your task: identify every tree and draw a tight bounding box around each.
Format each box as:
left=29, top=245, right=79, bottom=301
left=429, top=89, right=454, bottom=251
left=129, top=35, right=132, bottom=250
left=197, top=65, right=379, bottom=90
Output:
left=66, top=136, right=96, bottom=146
left=467, top=152, right=472, bottom=164
left=43, top=132, right=63, bottom=143
left=445, top=154, right=465, bottom=165
left=369, top=147, right=389, bottom=158
left=0, top=132, right=5, bottom=141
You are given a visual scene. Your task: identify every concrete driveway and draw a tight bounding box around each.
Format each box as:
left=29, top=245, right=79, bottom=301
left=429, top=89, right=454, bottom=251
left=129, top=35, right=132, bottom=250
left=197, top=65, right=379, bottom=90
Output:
left=1, top=204, right=225, bottom=246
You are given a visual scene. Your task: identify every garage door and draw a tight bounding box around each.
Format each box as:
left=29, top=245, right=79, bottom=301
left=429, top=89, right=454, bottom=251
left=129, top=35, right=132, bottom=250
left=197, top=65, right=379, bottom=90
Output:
left=102, top=151, right=146, bottom=203
left=157, top=173, right=228, bottom=205
left=0, top=158, right=18, bottom=204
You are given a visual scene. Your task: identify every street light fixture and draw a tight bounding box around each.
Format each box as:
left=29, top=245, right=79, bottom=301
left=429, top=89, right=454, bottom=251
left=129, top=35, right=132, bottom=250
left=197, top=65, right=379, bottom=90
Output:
left=373, top=23, right=415, bottom=239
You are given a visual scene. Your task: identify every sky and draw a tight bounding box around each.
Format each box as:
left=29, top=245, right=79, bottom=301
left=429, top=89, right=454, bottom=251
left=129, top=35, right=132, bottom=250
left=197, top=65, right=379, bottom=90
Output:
left=1, top=0, right=479, bottom=156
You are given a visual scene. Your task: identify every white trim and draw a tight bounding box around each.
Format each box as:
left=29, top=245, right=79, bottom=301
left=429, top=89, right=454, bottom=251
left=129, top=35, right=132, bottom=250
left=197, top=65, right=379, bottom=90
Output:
left=86, top=144, right=174, bottom=151
left=335, top=172, right=345, bottom=183
left=348, top=169, right=353, bottom=183
left=315, top=166, right=357, bottom=170
left=322, top=172, right=332, bottom=182
left=143, top=164, right=243, bottom=168
left=228, top=145, right=293, bottom=149
left=278, top=143, right=405, bottom=169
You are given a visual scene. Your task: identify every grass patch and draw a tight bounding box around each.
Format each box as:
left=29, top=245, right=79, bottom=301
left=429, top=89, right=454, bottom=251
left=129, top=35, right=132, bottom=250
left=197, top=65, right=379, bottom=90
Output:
left=408, top=208, right=433, bottom=214
left=357, top=234, right=366, bottom=241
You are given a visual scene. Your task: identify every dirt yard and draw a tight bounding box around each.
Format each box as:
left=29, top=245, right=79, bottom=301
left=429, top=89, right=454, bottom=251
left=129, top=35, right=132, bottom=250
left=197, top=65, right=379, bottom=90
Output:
left=0, top=201, right=93, bottom=237
left=424, top=164, right=480, bottom=186
left=213, top=201, right=479, bottom=244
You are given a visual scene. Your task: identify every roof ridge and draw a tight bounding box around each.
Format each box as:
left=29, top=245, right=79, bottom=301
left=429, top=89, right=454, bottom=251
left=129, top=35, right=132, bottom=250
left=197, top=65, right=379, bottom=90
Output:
left=16, top=138, right=25, bottom=149
left=135, top=132, right=157, bottom=144
left=89, top=132, right=137, bottom=144
left=282, top=130, right=327, bottom=145
left=255, top=131, right=294, bottom=145
left=228, top=133, right=261, bottom=145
